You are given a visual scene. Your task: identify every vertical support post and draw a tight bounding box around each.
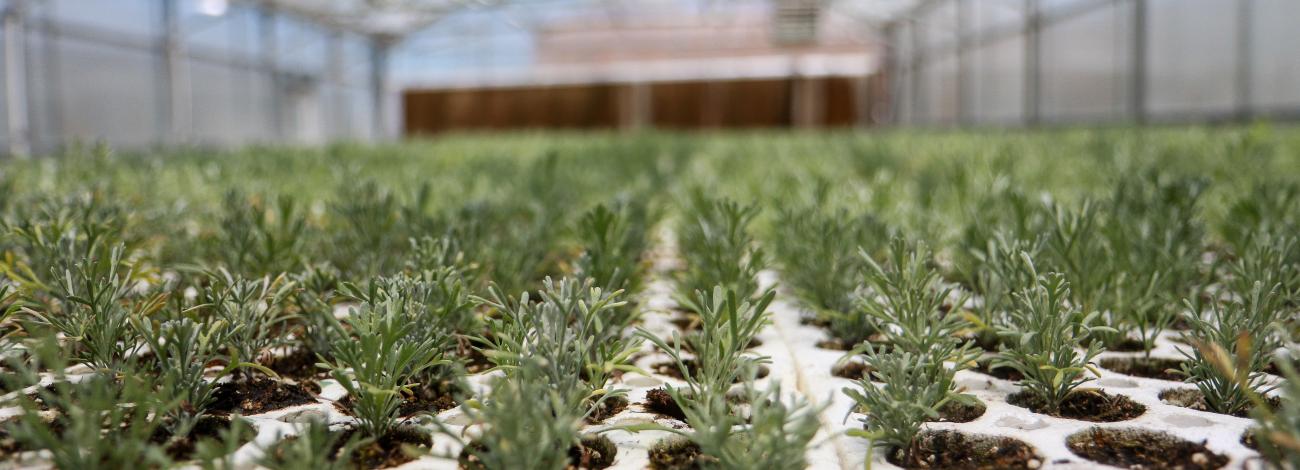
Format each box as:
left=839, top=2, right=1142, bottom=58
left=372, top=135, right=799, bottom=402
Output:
left=1024, top=0, right=1041, bottom=126
left=878, top=22, right=899, bottom=126
left=3, top=0, right=31, bottom=157
left=910, top=20, right=924, bottom=125
left=1234, top=0, right=1252, bottom=120
left=702, top=80, right=726, bottom=127
left=326, top=30, right=344, bottom=138
left=854, top=72, right=871, bottom=128
left=956, top=0, right=971, bottom=126
left=259, top=6, right=282, bottom=139
left=161, top=0, right=190, bottom=144
left=370, top=38, right=390, bottom=140
left=620, top=82, right=651, bottom=130
left=1131, top=0, right=1147, bottom=124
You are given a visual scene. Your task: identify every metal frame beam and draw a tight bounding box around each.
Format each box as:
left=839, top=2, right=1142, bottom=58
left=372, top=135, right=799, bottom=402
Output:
left=371, top=39, right=391, bottom=140
left=1131, top=0, right=1147, bottom=124
left=1024, top=0, right=1040, bottom=126
left=955, top=0, right=971, bottom=125
left=1234, top=0, right=1253, bottom=120
left=259, top=6, right=284, bottom=140
left=3, top=0, right=31, bottom=157
left=162, top=0, right=192, bottom=144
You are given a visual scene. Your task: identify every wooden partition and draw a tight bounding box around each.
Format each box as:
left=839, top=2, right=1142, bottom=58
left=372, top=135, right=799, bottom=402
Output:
left=402, top=76, right=876, bottom=135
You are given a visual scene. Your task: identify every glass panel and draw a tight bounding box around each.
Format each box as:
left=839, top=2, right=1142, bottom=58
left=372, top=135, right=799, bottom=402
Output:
left=1250, top=0, right=1300, bottom=110
left=919, top=2, right=958, bottom=53
left=276, top=15, right=328, bottom=74
left=1040, top=2, right=1130, bottom=121
left=1147, top=0, right=1236, bottom=115
left=181, top=1, right=259, bottom=60
left=973, top=0, right=1025, bottom=35
left=972, top=34, right=1024, bottom=124
left=188, top=60, right=239, bottom=145
left=1039, top=0, right=1094, bottom=15
left=239, top=69, right=277, bottom=142
left=51, top=0, right=159, bottom=37
left=342, top=34, right=373, bottom=86
left=55, top=38, right=161, bottom=147
left=918, top=52, right=959, bottom=124
left=897, top=67, right=914, bottom=124
left=0, top=22, right=8, bottom=147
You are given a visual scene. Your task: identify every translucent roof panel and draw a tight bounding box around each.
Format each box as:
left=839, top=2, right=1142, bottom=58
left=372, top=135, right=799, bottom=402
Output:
left=389, top=0, right=920, bottom=86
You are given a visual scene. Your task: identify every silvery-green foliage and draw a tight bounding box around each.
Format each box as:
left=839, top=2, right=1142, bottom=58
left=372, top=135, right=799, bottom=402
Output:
left=324, top=292, right=449, bottom=438
left=6, top=366, right=172, bottom=470
left=855, top=238, right=970, bottom=354
left=1251, top=351, right=1300, bottom=468
left=574, top=200, right=651, bottom=297
left=1178, top=283, right=1284, bottom=416
left=454, top=361, right=587, bottom=470
left=769, top=197, right=889, bottom=340
left=201, top=269, right=297, bottom=382
left=676, top=194, right=765, bottom=302
left=24, top=242, right=154, bottom=373
left=478, top=277, right=638, bottom=417
left=638, top=286, right=773, bottom=404
left=843, top=347, right=956, bottom=457
left=993, top=259, right=1112, bottom=415
left=258, top=420, right=366, bottom=470
left=213, top=190, right=307, bottom=277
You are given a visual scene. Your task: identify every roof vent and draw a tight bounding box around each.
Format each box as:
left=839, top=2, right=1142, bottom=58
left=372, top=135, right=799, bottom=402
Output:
left=771, top=0, right=820, bottom=46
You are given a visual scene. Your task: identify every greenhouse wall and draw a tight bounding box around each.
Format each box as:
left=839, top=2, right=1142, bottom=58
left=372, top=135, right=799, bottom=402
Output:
left=0, top=0, right=384, bottom=156
left=889, top=0, right=1300, bottom=126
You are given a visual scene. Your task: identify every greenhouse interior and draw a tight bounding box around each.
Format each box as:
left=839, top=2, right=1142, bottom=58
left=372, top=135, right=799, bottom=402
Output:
left=0, top=1, right=1298, bottom=469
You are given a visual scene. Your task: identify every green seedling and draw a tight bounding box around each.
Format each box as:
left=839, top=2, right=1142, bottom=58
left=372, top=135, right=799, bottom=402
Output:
left=639, top=286, right=774, bottom=404
left=1178, top=283, right=1284, bottom=416
left=993, top=258, right=1112, bottom=415
left=477, top=277, right=639, bottom=418
left=322, top=291, right=449, bottom=438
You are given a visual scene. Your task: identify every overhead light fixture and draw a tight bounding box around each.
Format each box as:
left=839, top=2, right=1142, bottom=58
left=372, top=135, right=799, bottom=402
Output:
left=198, top=0, right=229, bottom=17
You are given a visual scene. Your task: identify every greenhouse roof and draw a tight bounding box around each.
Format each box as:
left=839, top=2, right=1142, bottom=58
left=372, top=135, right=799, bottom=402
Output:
left=245, top=0, right=921, bottom=40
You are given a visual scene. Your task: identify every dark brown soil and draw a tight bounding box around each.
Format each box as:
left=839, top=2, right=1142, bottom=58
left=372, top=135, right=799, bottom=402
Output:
left=669, top=315, right=700, bottom=332
left=156, top=415, right=254, bottom=460
left=265, top=348, right=327, bottom=380
left=1264, top=357, right=1300, bottom=377
left=1099, top=357, right=1188, bottom=381
left=567, top=435, right=618, bottom=469
left=643, top=387, right=686, bottom=420
left=336, top=383, right=459, bottom=418
left=967, top=332, right=1003, bottom=352
left=651, top=360, right=769, bottom=382
left=887, top=430, right=1040, bottom=469
left=935, top=399, right=986, bottom=423
left=459, top=434, right=617, bottom=469
left=815, top=339, right=856, bottom=351
left=341, top=426, right=431, bottom=469
left=458, top=335, right=495, bottom=374
left=648, top=437, right=709, bottom=470
left=674, top=336, right=762, bottom=352
left=799, top=315, right=830, bottom=328
left=1067, top=427, right=1228, bottom=470
left=210, top=377, right=317, bottom=415
left=831, top=361, right=873, bottom=380
left=973, top=359, right=1023, bottom=381
left=21, top=383, right=62, bottom=411
left=1158, top=388, right=1279, bottom=418
left=1241, top=428, right=1258, bottom=450
left=1109, top=338, right=1149, bottom=353
left=0, top=418, right=63, bottom=458
left=586, top=395, right=629, bottom=424
left=1007, top=389, right=1146, bottom=422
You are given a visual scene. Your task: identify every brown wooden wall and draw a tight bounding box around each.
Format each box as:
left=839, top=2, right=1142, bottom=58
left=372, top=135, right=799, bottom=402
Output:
left=402, top=76, right=874, bottom=135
